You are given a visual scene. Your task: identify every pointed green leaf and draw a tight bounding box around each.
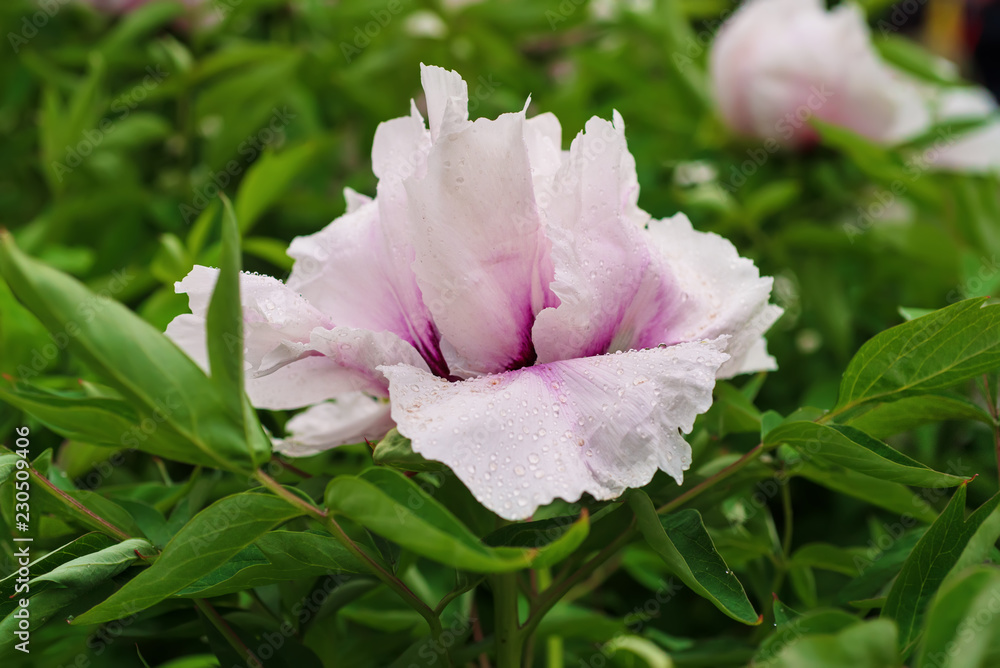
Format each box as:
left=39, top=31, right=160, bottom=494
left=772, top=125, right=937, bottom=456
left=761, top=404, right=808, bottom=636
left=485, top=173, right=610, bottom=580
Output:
left=918, top=566, right=1000, bottom=668
left=33, top=539, right=155, bottom=588
left=0, top=232, right=253, bottom=472
left=630, top=491, right=759, bottom=625
left=176, top=530, right=367, bottom=597
left=767, top=421, right=967, bottom=487
left=846, top=393, right=995, bottom=439
left=72, top=491, right=303, bottom=624
left=206, top=195, right=244, bottom=420
left=483, top=510, right=590, bottom=568
left=882, top=485, right=1000, bottom=651
left=835, top=298, right=1000, bottom=415
left=325, top=468, right=533, bottom=573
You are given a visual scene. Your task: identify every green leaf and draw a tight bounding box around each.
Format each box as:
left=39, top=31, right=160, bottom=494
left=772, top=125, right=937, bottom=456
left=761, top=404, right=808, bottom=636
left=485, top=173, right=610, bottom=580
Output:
left=845, top=393, right=995, bottom=439
left=235, top=142, right=319, bottom=233
left=0, top=232, right=255, bottom=472
left=882, top=485, right=1000, bottom=652
left=874, top=35, right=965, bottom=87
left=702, top=381, right=762, bottom=436
left=0, top=381, right=138, bottom=447
left=33, top=538, right=154, bottom=588
left=206, top=195, right=246, bottom=419
left=0, top=589, right=80, bottom=657
left=372, top=429, right=447, bottom=472
left=898, top=307, right=936, bottom=322
left=758, top=618, right=900, bottom=668
left=483, top=511, right=590, bottom=568
left=176, top=530, right=367, bottom=597
left=834, top=298, right=1000, bottom=416
left=918, top=566, right=1000, bottom=668
left=767, top=421, right=967, bottom=487
left=325, top=468, right=532, bottom=573
left=629, top=491, right=759, bottom=625
left=757, top=609, right=861, bottom=662
left=0, top=533, right=117, bottom=618
left=790, top=543, right=866, bottom=577
left=0, top=453, right=21, bottom=485
left=72, top=491, right=304, bottom=624
left=793, top=459, right=939, bottom=523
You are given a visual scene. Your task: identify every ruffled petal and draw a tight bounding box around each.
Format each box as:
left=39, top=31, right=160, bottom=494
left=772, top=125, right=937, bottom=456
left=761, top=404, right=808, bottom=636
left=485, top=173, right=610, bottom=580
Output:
left=169, top=266, right=332, bottom=370
left=379, top=340, right=728, bottom=521
left=420, top=63, right=470, bottom=141
left=646, top=213, right=782, bottom=377
left=285, top=192, right=444, bottom=373
left=405, top=110, right=549, bottom=376
left=166, top=266, right=428, bottom=409
left=272, top=393, right=395, bottom=457
left=532, top=115, right=680, bottom=363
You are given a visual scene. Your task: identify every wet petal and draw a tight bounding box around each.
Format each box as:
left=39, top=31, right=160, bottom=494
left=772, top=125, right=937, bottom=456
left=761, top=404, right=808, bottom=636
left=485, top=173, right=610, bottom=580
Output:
left=285, top=192, right=444, bottom=373
left=533, top=115, right=680, bottom=363
left=646, top=213, right=782, bottom=377
left=272, top=393, right=395, bottom=457
left=167, top=266, right=427, bottom=409
left=169, top=266, right=332, bottom=370
left=405, top=111, right=549, bottom=375
left=420, top=63, right=470, bottom=141
left=379, top=340, right=728, bottom=521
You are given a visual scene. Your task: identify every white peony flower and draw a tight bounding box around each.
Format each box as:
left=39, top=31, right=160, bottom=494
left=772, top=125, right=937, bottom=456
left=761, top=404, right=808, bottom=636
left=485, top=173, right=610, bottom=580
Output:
left=167, top=65, right=782, bottom=520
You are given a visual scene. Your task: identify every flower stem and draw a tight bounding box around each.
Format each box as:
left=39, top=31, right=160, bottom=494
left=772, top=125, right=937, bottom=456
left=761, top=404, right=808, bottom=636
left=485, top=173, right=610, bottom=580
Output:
left=31, top=467, right=131, bottom=541
left=536, top=568, right=563, bottom=668
left=194, top=598, right=260, bottom=668
left=252, top=470, right=445, bottom=645
left=656, top=442, right=766, bottom=515
left=492, top=573, right=523, bottom=668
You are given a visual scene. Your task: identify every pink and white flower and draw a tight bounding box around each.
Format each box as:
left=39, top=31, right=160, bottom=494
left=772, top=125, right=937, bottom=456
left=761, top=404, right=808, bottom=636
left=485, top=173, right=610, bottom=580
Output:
left=710, top=0, right=1000, bottom=172
left=167, top=65, right=782, bottom=520
left=709, top=0, right=922, bottom=148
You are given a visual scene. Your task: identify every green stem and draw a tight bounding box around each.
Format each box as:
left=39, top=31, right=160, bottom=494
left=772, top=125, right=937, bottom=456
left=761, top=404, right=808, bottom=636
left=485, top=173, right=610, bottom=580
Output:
left=657, top=443, right=767, bottom=515
left=524, top=442, right=773, bottom=641
left=522, top=522, right=637, bottom=641
left=536, top=568, right=563, bottom=668
left=492, top=573, right=523, bottom=668
left=252, top=470, right=445, bottom=645
left=195, top=599, right=260, bottom=668
left=30, top=467, right=131, bottom=541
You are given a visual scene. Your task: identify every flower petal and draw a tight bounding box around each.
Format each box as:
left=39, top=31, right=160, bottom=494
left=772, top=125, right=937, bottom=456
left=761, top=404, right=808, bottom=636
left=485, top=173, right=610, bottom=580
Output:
left=285, top=192, right=444, bottom=373
left=379, top=340, right=728, bottom=521
left=646, top=213, right=782, bottom=377
left=167, top=266, right=428, bottom=409
left=170, top=266, right=332, bottom=370
left=420, top=63, right=470, bottom=141
left=405, top=110, right=549, bottom=376
left=532, top=115, right=680, bottom=363
left=272, top=393, right=395, bottom=457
